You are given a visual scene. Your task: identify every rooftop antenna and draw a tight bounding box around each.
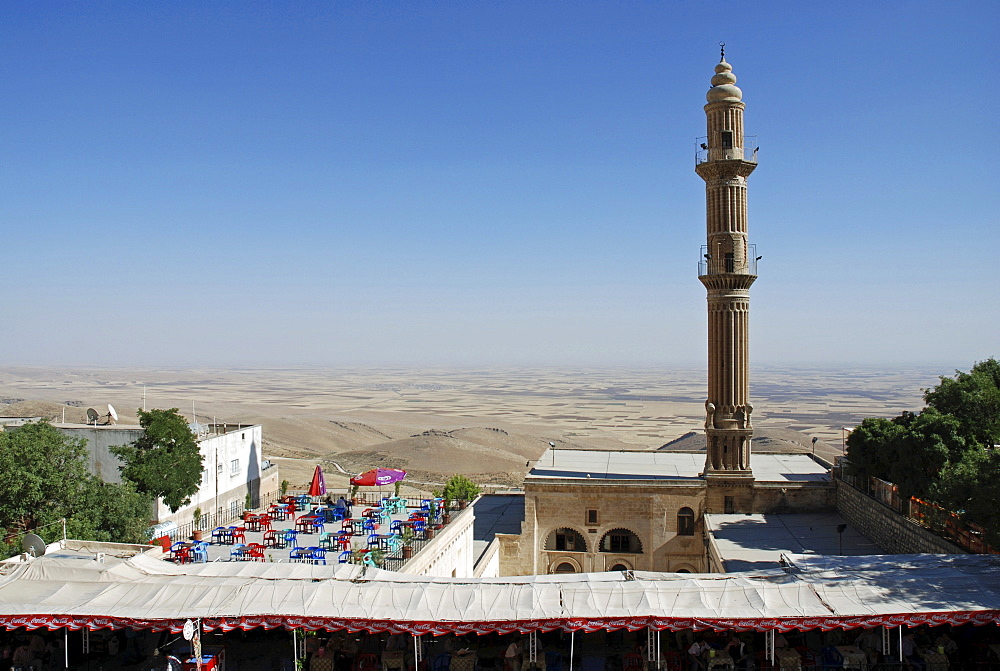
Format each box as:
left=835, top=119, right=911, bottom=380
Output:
left=21, top=533, right=46, bottom=558
left=86, top=408, right=100, bottom=425
left=107, top=404, right=118, bottom=425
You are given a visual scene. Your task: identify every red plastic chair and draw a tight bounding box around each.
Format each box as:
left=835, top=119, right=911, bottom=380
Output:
left=230, top=527, right=246, bottom=544
left=263, top=530, right=279, bottom=548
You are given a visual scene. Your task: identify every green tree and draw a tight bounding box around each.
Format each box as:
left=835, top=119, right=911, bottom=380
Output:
left=0, top=422, right=152, bottom=556
left=442, top=474, right=481, bottom=502
left=933, top=447, right=1000, bottom=548
left=924, top=357, right=1000, bottom=447
left=111, top=408, right=204, bottom=512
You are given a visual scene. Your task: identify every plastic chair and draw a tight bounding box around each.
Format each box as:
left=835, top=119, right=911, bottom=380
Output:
left=368, top=533, right=381, bottom=549
left=338, top=550, right=352, bottom=564
left=355, top=654, right=380, bottom=671
left=312, top=519, right=326, bottom=535
left=342, top=519, right=355, bottom=534
left=189, top=543, right=208, bottom=563
left=821, top=646, right=842, bottom=670
left=337, top=535, right=353, bottom=550
left=309, top=547, right=327, bottom=565
left=389, top=520, right=403, bottom=533
left=263, top=530, right=279, bottom=548
left=362, top=552, right=377, bottom=568
left=284, top=529, right=300, bottom=549
left=244, top=543, right=265, bottom=561
left=290, top=547, right=309, bottom=562
left=663, top=652, right=682, bottom=671
left=319, top=532, right=334, bottom=549
left=229, top=526, right=246, bottom=544
left=258, top=515, right=272, bottom=532
left=229, top=544, right=247, bottom=561
left=431, top=654, right=451, bottom=671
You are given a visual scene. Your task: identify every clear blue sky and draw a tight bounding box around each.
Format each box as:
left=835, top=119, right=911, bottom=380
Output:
left=2, top=1, right=996, bottom=368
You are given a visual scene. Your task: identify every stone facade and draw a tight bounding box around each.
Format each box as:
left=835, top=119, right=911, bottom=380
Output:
left=499, top=479, right=708, bottom=576
left=836, top=480, right=964, bottom=555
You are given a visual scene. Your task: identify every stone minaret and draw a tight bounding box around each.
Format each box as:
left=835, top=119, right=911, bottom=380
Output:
left=696, top=48, right=757, bottom=481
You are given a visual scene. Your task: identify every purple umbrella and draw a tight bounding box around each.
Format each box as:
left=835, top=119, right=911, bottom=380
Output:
left=350, top=468, right=406, bottom=487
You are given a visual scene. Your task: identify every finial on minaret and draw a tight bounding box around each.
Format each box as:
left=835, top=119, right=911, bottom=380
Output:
left=720, top=41, right=726, bottom=62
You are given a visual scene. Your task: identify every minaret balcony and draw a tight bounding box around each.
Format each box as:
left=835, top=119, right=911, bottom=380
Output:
left=698, top=244, right=758, bottom=276
left=695, top=135, right=758, bottom=166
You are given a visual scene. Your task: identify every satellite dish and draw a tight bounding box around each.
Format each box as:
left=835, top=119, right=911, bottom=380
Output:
left=87, top=408, right=100, bottom=424
left=21, top=533, right=46, bottom=557
left=182, top=619, right=196, bottom=641
left=107, top=404, right=118, bottom=423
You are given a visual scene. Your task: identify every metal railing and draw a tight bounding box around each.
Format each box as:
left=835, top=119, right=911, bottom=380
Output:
left=837, top=470, right=997, bottom=555
left=698, top=244, right=758, bottom=276
left=695, top=135, right=759, bottom=165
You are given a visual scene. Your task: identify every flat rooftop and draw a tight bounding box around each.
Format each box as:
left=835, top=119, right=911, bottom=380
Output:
left=472, top=494, right=525, bottom=565
left=706, top=512, right=883, bottom=572
left=527, top=449, right=830, bottom=483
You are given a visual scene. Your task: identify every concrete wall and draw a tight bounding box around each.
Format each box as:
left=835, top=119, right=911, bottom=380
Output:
left=836, top=480, right=964, bottom=554
left=399, top=506, right=476, bottom=578
left=473, top=538, right=501, bottom=578
left=57, top=425, right=144, bottom=484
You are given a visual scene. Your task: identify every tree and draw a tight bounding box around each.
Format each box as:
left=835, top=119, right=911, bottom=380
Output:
left=0, top=422, right=152, bottom=556
left=846, top=358, right=999, bottom=544
left=924, top=357, right=1000, bottom=447
left=442, top=474, right=481, bottom=503
left=111, top=408, right=204, bottom=512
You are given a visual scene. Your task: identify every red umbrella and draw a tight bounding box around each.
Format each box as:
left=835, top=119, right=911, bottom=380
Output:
left=350, top=467, right=406, bottom=487
left=308, top=465, right=326, bottom=497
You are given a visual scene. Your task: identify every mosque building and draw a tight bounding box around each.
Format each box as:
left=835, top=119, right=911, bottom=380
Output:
left=496, top=50, right=839, bottom=576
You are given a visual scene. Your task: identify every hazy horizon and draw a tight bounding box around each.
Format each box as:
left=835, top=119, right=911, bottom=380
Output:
left=3, top=3, right=996, bottom=369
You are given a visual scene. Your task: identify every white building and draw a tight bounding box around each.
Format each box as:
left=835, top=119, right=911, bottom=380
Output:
left=55, top=422, right=279, bottom=528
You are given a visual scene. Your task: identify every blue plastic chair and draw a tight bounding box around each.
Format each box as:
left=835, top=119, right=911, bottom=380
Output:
left=290, top=547, right=309, bottom=562
left=283, top=529, right=300, bottom=549
left=309, top=547, right=327, bottom=565
left=211, top=527, right=229, bottom=544
left=229, top=544, right=247, bottom=561
left=338, top=550, right=351, bottom=564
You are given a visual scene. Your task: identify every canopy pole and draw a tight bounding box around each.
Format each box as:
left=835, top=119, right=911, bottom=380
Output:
left=294, top=628, right=298, bottom=670
left=656, top=630, right=661, bottom=670
left=413, top=634, right=423, bottom=665
left=767, top=630, right=774, bottom=662
left=898, top=626, right=903, bottom=663
left=569, top=630, right=574, bottom=671
left=64, top=627, right=69, bottom=669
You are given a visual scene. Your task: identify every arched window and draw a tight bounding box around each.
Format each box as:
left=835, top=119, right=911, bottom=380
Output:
left=676, top=568, right=691, bottom=574
left=554, top=562, right=577, bottom=574
left=609, top=563, right=629, bottom=572
left=677, top=507, right=695, bottom=536
left=599, top=528, right=642, bottom=554
left=544, top=528, right=587, bottom=552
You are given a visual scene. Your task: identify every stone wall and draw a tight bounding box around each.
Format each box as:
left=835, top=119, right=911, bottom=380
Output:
left=836, top=480, right=964, bottom=554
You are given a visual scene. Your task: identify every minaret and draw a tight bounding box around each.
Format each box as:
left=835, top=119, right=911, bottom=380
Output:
left=696, top=46, right=757, bottom=483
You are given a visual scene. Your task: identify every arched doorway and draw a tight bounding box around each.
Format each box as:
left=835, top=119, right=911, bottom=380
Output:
left=553, top=562, right=577, bottom=574
left=599, top=528, right=643, bottom=553
left=544, top=528, right=587, bottom=552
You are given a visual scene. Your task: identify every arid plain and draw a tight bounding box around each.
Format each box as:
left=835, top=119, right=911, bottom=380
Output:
left=0, top=365, right=943, bottom=493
